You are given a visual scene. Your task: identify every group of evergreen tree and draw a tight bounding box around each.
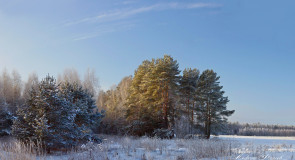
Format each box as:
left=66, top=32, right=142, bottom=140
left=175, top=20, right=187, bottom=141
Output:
left=0, top=69, right=22, bottom=136
left=125, top=56, right=180, bottom=136
left=12, top=75, right=102, bottom=151
left=0, top=55, right=234, bottom=147
left=97, top=55, right=234, bottom=139
left=0, top=68, right=103, bottom=151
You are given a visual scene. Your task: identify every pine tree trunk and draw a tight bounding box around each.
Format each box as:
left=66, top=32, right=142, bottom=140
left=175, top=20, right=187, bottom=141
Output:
left=206, top=100, right=211, bottom=139
left=171, top=102, right=175, bottom=129
left=207, top=116, right=211, bottom=139
left=162, top=90, right=165, bottom=127
left=164, top=89, right=169, bottom=129
left=191, top=101, right=194, bottom=134
left=187, top=96, right=190, bottom=133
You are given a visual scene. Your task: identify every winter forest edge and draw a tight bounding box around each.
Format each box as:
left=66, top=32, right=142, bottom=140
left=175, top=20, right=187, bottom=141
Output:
left=1, top=55, right=295, bottom=159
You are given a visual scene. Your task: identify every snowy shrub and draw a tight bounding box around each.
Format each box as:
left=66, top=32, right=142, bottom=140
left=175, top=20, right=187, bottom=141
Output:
left=183, top=134, right=201, bottom=139
left=152, top=129, right=174, bottom=139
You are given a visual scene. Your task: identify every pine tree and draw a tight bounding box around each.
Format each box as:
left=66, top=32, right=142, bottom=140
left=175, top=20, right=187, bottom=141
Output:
left=126, top=60, right=152, bottom=122
left=125, top=59, right=159, bottom=136
left=179, top=68, right=199, bottom=134
left=195, top=70, right=234, bottom=139
left=12, top=87, right=37, bottom=142
left=59, top=81, right=102, bottom=142
left=125, top=55, right=180, bottom=136
left=154, top=55, right=180, bottom=129
left=0, top=101, right=14, bottom=136
left=12, top=75, right=103, bottom=151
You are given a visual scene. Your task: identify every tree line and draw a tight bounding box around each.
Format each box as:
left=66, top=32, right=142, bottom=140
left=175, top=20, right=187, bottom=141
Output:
left=97, top=55, right=234, bottom=139
left=0, top=55, right=234, bottom=151
left=224, top=122, right=295, bottom=137
left=3, top=54, right=295, bottom=151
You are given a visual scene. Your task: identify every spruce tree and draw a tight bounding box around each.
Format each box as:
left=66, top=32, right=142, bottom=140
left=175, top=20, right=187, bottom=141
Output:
left=195, top=70, right=234, bottom=139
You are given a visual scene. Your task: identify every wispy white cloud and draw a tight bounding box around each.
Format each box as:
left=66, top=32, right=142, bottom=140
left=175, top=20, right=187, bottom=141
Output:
left=64, top=2, right=221, bottom=26
left=66, top=2, right=221, bottom=41
left=120, top=0, right=138, bottom=5
left=72, top=21, right=136, bottom=41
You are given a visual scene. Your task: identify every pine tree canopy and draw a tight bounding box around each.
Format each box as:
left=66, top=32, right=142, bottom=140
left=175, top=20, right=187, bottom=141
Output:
left=124, top=56, right=234, bottom=137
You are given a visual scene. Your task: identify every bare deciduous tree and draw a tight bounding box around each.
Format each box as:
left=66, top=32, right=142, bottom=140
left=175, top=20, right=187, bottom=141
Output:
left=0, top=69, right=13, bottom=104
left=23, top=72, right=39, bottom=100
left=83, top=68, right=99, bottom=96
left=57, top=68, right=82, bottom=85
left=12, top=70, right=22, bottom=105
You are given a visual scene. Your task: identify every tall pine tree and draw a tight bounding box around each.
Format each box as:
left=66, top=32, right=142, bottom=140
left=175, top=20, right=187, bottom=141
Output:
left=195, top=70, right=234, bottom=139
left=155, top=55, right=180, bottom=129
left=125, top=55, right=180, bottom=136
left=126, top=59, right=160, bottom=136
left=179, top=68, right=199, bottom=134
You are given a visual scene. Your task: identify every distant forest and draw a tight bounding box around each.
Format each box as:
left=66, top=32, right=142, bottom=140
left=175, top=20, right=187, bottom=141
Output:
left=224, top=122, right=295, bottom=137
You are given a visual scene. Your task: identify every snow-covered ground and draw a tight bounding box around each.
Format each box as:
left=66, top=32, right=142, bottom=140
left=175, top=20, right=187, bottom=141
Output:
left=1, top=135, right=295, bottom=160
left=218, top=135, right=295, bottom=159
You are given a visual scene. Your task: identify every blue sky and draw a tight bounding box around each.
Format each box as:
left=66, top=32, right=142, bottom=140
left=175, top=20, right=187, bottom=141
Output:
left=0, top=0, right=295, bottom=125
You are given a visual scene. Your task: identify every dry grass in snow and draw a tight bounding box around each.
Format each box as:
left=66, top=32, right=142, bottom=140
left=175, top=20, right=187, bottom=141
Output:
left=1, top=135, right=295, bottom=159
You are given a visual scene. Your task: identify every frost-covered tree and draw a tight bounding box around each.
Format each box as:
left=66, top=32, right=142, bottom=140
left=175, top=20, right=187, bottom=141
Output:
left=11, top=70, right=23, bottom=111
left=23, top=72, right=39, bottom=100
left=0, top=69, right=13, bottom=105
left=59, top=81, right=103, bottom=141
left=58, top=68, right=99, bottom=97
left=0, top=101, right=14, bottom=136
left=195, top=70, right=234, bottom=139
left=0, top=69, right=23, bottom=121
left=83, top=68, right=99, bottom=97
left=13, top=75, right=75, bottom=150
left=57, top=68, right=82, bottom=86
left=13, top=75, right=103, bottom=151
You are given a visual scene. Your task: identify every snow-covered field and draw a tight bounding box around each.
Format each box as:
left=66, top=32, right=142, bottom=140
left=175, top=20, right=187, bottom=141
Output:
left=1, top=135, right=295, bottom=160
left=218, top=135, right=295, bottom=159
